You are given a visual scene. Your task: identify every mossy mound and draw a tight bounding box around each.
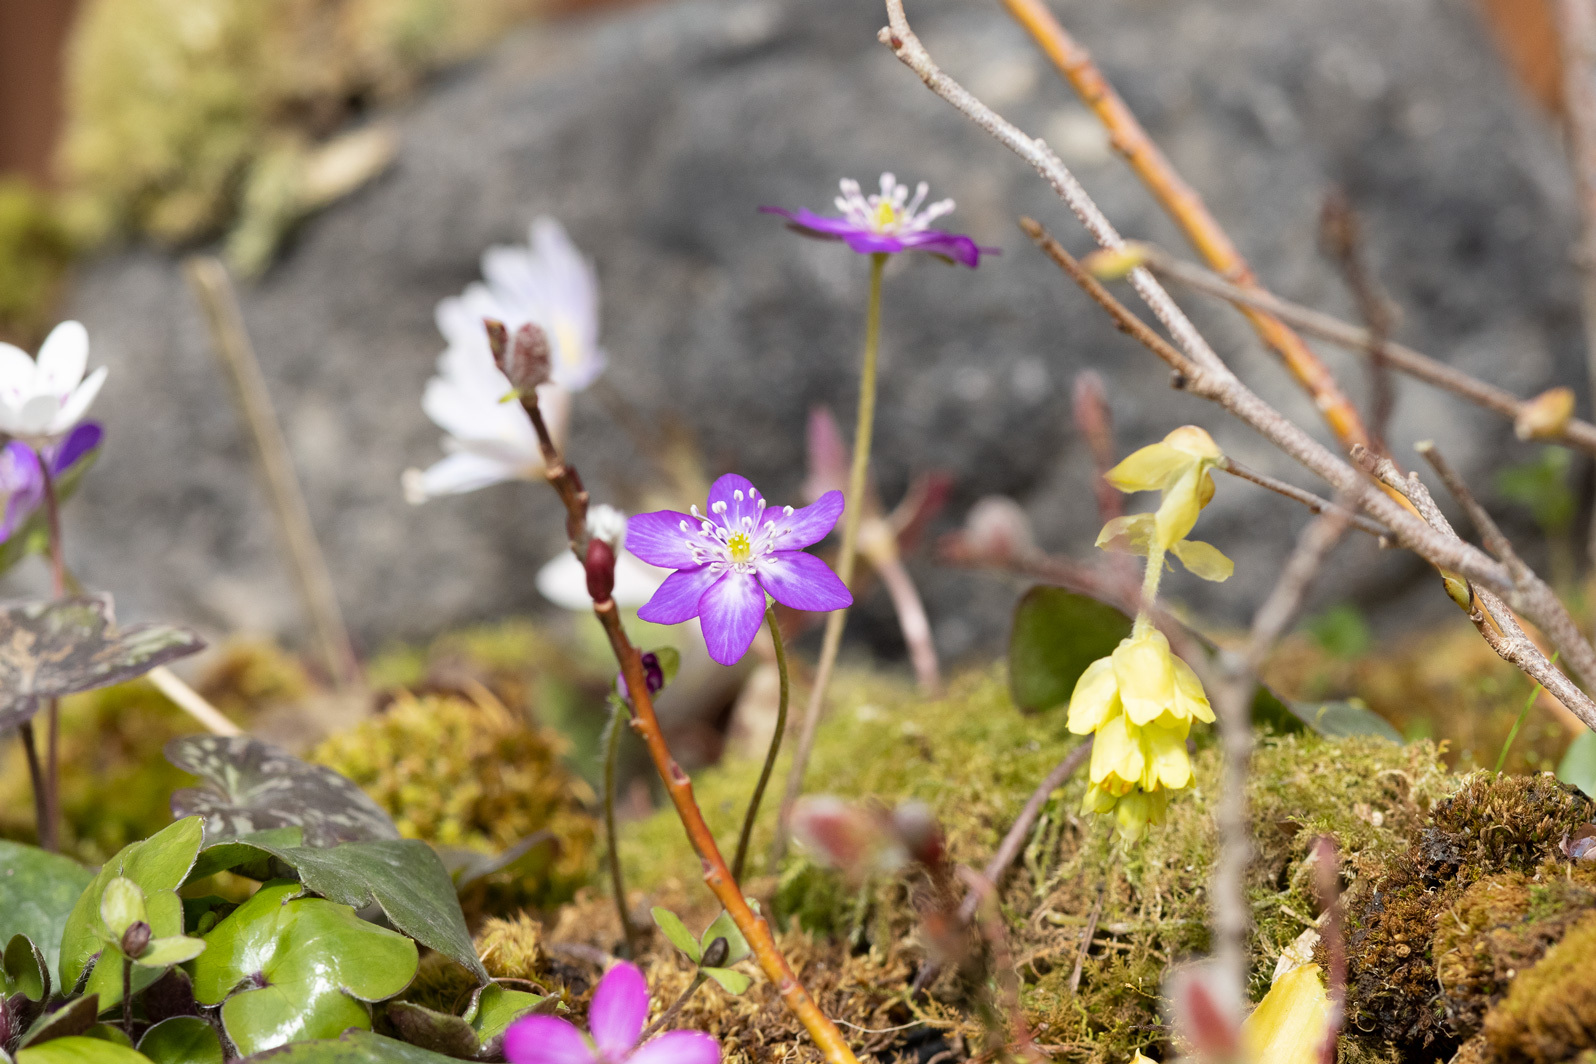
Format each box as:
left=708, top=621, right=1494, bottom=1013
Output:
left=310, top=688, right=598, bottom=913
left=0, top=180, right=75, bottom=346
left=1339, top=772, right=1596, bottom=1059
left=1482, top=911, right=1596, bottom=1063
left=621, top=667, right=1452, bottom=1063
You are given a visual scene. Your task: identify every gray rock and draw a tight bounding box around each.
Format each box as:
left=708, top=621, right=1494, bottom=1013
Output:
left=32, top=0, right=1586, bottom=667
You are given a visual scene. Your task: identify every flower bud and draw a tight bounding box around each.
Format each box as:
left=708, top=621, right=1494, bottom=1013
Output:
left=496, top=323, right=553, bottom=394
left=585, top=537, right=616, bottom=603
left=120, top=920, right=152, bottom=959
left=1081, top=241, right=1151, bottom=281
left=586, top=504, right=627, bottom=549
left=958, top=496, right=1036, bottom=562
left=1515, top=387, right=1575, bottom=441
left=700, top=936, right=730, bottom=968
left=891, top=801, right=944, bottom=868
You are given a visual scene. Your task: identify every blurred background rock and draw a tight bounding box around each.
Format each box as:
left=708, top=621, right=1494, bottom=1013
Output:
left=0, top=0, right=1590, bottom=674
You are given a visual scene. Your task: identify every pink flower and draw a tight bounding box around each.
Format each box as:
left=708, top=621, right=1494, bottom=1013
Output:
left=626, top=474, right=852, bottom=666
left=504, top=962, right=719, bottom=1064
left=761, top=173, right=997, bottom=268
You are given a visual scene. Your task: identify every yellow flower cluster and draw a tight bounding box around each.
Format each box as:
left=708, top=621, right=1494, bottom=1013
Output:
left=1070, top=426, right=1229, bottom=841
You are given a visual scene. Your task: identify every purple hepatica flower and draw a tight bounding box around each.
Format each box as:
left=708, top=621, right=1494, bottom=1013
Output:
left=0, top=422, right=102, bottom=542
left=627, top=474, right=851, bottom=666
left=760, top=172, right=998, bottom=268
left=504, top=961, right=719, bottom=1064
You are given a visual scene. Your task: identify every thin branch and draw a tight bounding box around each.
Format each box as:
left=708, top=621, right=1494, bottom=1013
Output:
left=1068, top=886, right=1104, bottom=995
left=1218, top=458, right=1391, bottom=544
left=1556, top=0, right=1596, bottom=415
left=184, top=256, right=363, bottom=689
left=993, top=0, right=1375, bottom=452
left=1414, top=441, right=1529, bottom=579
left=1139, top=246, right=1596, bottom=453
left=1318, top=191, right=1397, bottom=450
left=958, top=868, right=1047, bottom=1063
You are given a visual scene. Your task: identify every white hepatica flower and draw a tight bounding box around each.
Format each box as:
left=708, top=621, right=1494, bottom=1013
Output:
left=0, top=321, right=107, bottom=438
left=404, top=217, right=603, bottom=503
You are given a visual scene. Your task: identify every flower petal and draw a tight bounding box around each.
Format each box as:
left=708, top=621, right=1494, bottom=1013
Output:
left=898, top=229, right=997, bottom=268
left=503, top=1015, right=597, bottom=1064
left=1105, top=442, right=1189, bottom=495
left=1112, top=628, right=1177, bottom=726
left=637, top=566, right=723, bottom=626
left=626, top=510, right=706, bottom=569
left=589, top=961, right=649, bottom=1059
left=756, top=550, right=851, bottom=613
left=1170, top=538, right=1233, bottom=582
left=696, top=571, right=767, bottom=666
left=1094, top=513, right=1155, bottom=556
left=762, top=490, right=844, bottom=551
left=1153, top=466, right=1206, bottom=549
left=1089, top=712, right=1144, bottom=791
left=13, top=394, right=60, bottom=436
left=35, top=321, right=88, bottom=396
left=0, top=342, right=37, bottom=399
left=49, top=421, right=102, bottom=474
left=50, top=365, right=107, bottom=434
left=613, top=552, right=671, bottom=609
left=403, top=450, right=524, bottom=503
left=1171, top=656, right=1216, bottom=724
left=706, top=474, right=763, bottom=531
left=757, top=207, right=859, bottom=240
left=629, top=1030, right=723, bottom=1064
left=1067, top=656, right=1120, bottom=735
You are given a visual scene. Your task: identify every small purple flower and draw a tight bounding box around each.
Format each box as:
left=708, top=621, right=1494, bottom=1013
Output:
left=627, top=474, right=851, bottom=666
left=0, top=421, right=102, bottom=543
left=504, top=961, right=719, bottom=1064
left=760, top=173, right=998, bottom=268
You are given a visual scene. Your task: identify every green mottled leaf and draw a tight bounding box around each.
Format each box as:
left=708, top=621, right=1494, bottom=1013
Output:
left=702, top=967, right=751, bottom=995
left=0, top=840, right=94, bottom=980
left=166, top=738, right=397, bottom=848
left=699, top=911, right=749, bottom=966
left=191, top=882, right=417, bottom=1058
left=0, top=597, right=204, bottom=733
left=651, top=908, right=699, bottom=963
left=199, top=835, right=483, bottom=983
left=15, top=1036, right=150, bottom=1064
left=1007, top=587, right=1132, bottom=715
left=137, top=1018, right=222, bottom=1064
left=60, top=819, right=203, bottom=1009
left=1558, top=729, right=1596, bottom=797
left=234, top=1030, right=459, bottom=1063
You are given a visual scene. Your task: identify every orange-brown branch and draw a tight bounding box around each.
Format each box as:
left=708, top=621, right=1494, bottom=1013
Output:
left=1000, top=0, right=1373, bottom=452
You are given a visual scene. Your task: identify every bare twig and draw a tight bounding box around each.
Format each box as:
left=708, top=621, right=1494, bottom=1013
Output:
left=1139, top=247, right=1596, bottom=453
left=1312, top=836, right=1346, bottom=1064
left=1319, top=191, right=1397, bottom=450
left=184, top=256, right=362, bottom=689
left=993, top=0, right=1374, bottom=453
left=872, top=553, right=943, bottom=695
left=1556, top=0, right=1596, bottom=414
left=958, top=868, right=1047, bottom=1063
left=1219, top=458, right=1391, bottom=544
left=1415, top=442, right=1528, bottom=578
left=1068, top=887, right=1105, bottom=995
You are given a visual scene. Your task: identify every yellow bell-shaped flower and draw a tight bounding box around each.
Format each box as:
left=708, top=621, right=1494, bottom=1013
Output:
left=1105, top=425, right=1224, bottom=550
left=1240, top=963, right=1332, bottom=1064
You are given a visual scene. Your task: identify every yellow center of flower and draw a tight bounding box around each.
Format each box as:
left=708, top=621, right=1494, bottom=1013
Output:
left=874, top=200, right=899, bottom=231
left=727, top=531, right=753, bottom=563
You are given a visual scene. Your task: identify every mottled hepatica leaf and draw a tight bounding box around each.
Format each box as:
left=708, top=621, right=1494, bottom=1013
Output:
left=0, top=596, right=205, bottom=732
left=166, top=735, right=400, bottom=847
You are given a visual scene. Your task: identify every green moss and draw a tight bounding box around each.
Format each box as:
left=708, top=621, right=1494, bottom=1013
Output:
left=620, top=667, right=1449, bottom=1064
left=1483, top=912, right=1596, bottom=1063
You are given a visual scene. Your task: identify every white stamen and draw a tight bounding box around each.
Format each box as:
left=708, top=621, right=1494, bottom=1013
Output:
left=834, top=172, right=956, bottom=237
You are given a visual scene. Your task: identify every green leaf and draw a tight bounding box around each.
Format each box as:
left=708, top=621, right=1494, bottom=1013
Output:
left=1497, top=446, right=1576, bottom=537
left=99, top=881, right=145, bottom=941
left=650, top=647, right=681, bottom=689
left=467, top=984, right=548, bottom=1044
left=212, top=837, right=485, bottom=983
left=702, top=967, right=751, bottom=995
left=166, top=737, right=398, bottom=848
left=1558, top=729, right=1596, bottom=797
left=0, top=840, right=93, bottom=979
left=699, top=911, right=750, bottom=966
left=184, top=829, right=302, bottom=883
left=381, top=1004, right=478, bottom=1060
left=1304, top=604, right=1372, bottom=660
left=136, top=1018, right=222, bottom=1064
left=15, top=1036, right=150, bottom=1064
left=18, top=996, right=99, bottom=1048
left=232, top=1030, right=460, bottom=1063
left=651, top=907, right=700, bottom=963
left=1288, top=698, right=1403, bottom=743
left=191, top=882, right=417, bottom=1058
left=1007, top=587, right=1132, bottom=714
left=133, top=938, right=204, bottom=969
left=81, top=1027, right=133, bottom=1048
left=3, top=934, right=48, bottom=1002
left=0, top=597, right=204, bottom=733
left=60, top=819, right=204, bottom=1009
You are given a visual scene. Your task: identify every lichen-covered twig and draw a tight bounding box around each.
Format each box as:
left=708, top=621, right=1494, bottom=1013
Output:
left=993, top=0, right=1374, bottom=452
left=1139, top=246, right=1596, bottom=452
left=1218, top=458, right=1390, bottom=544
left=509, top=330, right=861, bottom=1064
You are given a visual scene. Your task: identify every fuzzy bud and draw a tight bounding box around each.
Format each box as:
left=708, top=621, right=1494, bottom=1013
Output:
left=120, top=920, right=152, bottom=959
left=700, top=936, right=730, bottom=968
left=483, top=319, right=509, bottom=365
left=891, top=801, right=944, bottom=868
left=585, top=537, right=616, bottom=603
left=956, top=496, right=1036, bottom=563
left=1515, top=387, right=1576, bottom=441
left=1081, top=242, right=1151, bottom=281
left=586, top=504, right=627, bottom=550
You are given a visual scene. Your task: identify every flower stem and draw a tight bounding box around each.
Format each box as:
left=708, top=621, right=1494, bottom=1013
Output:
left=731, top=607, right=789, bottom=882
left=1134, top=542, right=1166, bottom=632
left=122, top=955, right=134, bottom=1039
left=1496, top=651, right=1556, bottom=774
left=640, top=972, right=707, bottom=1042
left=19, top=722, right=55, bottom=851
left=39, top=459, right=66, bottom=854
left=603, top=694, right=641, bottom=956
left=774, top=251, right=888, bottom=864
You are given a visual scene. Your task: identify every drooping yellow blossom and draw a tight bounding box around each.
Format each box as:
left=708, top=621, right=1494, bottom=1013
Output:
left=1240, top=963, right=1332, bottom=1064
left=1072, top=426, right=1230, bottom=841
left=1105, top=425, right=1224, bottom=550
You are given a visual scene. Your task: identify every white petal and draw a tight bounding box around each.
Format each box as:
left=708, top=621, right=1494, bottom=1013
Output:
left=535, top=551, right=592, bottom=611
left=612, top=552, right=670, bottom=608
left=0, top=342, right=37, bottom=400
left=14, top=394, right=60, bottom=435
left=36, top=321, right=89, bottom=395
left=49, top=365, right=107, bottom=433
left=403, top=450, right=521, bottom=501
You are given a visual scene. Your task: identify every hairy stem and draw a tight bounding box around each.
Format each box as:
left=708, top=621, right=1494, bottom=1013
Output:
left=774, top=251, right=888, bottom=863
left=603, top=695, right=640, bottom=956
left=640, top=972, right=707, bottom=1042
left=732, top=608, right=789, bottom=882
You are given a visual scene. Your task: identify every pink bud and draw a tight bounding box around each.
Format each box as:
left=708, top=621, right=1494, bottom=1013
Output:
left=1165, top=962, right=1244, bottom=1059
left=494, top=322, right=553, bottom=393
left=585, top=538, right=616, bottom=603
left=790, top=797, right=887, bottom=877
left=891, top=801, right=944, bottom=868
